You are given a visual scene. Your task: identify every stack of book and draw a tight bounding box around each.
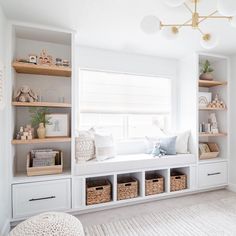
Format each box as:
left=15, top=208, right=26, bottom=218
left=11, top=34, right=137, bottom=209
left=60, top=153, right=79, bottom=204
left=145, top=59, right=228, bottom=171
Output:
left=31, top=149, right=59, bottom=167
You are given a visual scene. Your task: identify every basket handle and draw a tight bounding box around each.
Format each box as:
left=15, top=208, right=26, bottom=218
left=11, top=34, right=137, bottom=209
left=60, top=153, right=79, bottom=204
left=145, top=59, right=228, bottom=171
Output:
left=153, top=179, right=159, bottom=182
left=125, top=183, right=132, bottom=186
left=174, top=176, right=181, bottom=179
left=96, top=187, right=104, bottom=190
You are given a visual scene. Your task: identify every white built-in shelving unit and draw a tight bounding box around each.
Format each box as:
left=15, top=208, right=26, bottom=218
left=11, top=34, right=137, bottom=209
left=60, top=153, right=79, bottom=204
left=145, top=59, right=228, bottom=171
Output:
left=8, top=23, right=76, bottom=221
left=7, top=24, right=230, bottom=225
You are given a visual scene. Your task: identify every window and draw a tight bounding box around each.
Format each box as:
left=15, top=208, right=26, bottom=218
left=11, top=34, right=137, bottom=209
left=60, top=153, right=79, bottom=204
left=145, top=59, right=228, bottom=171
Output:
left=79, top=70, right=172, bottom=140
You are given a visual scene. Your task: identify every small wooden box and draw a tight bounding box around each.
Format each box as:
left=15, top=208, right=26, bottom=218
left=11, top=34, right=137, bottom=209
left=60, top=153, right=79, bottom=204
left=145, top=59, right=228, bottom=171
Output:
left=117, top=176, right=138, bottom=201
left=26, top=150, right=63, bottom=176
left=199, top=143, right=220, bottom=160
left=145, top=173, right=164, bottom=196
left=86, top=179, right=112, bottom=205
left=170, top=171, right=187, bottom=192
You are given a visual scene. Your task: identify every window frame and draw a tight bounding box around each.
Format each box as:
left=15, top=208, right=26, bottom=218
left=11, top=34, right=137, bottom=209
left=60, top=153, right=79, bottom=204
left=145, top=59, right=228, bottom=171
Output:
left=78, top=68, right=177, bottom=139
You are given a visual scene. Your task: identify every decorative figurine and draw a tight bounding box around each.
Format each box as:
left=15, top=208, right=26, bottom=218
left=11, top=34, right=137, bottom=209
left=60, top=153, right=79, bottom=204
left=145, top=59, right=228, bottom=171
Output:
left=38, top=49, right=53, bottom=66
left=55, top=58, right=62, bottom=66
left=209, top=113, right=219, bottom=134
left=62, top=60, right=69, bottom=67
left=29, top=54, right=37, bottom=64
left=152, top=143, right=166, bottom=157
left=16, top=125, right=35, bottom=140
left=15, top=86, right=38, bottom=102
left=207, top=94, right=226, bottom=109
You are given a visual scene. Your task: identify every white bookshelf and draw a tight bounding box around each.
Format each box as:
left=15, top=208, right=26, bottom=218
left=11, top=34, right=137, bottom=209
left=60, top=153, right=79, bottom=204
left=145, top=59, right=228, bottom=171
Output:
left=198, top=53, right=229, bottom=164
left=8, top=23, right=76, bottom=222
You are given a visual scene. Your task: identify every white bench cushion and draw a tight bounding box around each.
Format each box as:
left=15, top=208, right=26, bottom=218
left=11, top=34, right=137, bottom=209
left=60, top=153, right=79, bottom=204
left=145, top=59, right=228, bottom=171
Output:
left=74, top=153, right=196, bottom=175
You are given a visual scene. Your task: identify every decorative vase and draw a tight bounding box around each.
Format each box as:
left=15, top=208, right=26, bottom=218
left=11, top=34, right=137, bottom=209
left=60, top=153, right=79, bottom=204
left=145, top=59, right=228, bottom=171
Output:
left=37, top=123, right=46, bottom=139
left=200, top=72, right=213, bottom=81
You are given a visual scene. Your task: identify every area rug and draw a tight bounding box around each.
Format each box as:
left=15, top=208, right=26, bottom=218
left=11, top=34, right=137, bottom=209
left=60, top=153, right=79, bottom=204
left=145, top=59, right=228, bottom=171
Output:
left=84, top=197, right=236, bottom=236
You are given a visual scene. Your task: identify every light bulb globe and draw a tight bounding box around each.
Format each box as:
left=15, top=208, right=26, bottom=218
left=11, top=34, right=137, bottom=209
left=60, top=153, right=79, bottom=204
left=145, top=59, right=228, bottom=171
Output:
left=140, top=15, right=161, bottom=34
left=163, top=0, right=186, bottom=7
left=200, top=33, right=218, bottom=49
left=217, top=0, right=236, bottom=17
left=161, top=26, right=179, bottom=40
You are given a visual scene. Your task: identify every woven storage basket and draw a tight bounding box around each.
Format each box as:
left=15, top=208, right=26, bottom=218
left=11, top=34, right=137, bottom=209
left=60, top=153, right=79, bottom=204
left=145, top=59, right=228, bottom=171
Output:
left=117, top=176, right=138, bottom=201
left=145, top=173, right=164, bottom=196
left=170, top=171, right=187, bottom=192
left=75, top=131, right=95, bottom=162
left=86, top=179, right=112, bottom=205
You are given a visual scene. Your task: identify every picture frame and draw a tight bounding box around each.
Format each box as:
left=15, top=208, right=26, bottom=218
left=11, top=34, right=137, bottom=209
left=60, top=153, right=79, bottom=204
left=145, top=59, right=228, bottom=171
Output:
left=198, top=92, right=212, bottom=108
left=45, top=113, right=69, bottom=137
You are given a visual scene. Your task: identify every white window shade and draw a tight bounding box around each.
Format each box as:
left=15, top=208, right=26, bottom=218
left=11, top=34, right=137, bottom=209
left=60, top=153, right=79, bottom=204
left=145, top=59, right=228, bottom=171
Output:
left=80, top=70, right=171, bottom=115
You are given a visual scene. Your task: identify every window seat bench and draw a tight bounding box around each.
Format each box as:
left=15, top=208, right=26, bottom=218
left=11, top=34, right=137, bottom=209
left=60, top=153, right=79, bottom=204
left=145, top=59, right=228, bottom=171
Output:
left=74, top=153, right=196, bottom=176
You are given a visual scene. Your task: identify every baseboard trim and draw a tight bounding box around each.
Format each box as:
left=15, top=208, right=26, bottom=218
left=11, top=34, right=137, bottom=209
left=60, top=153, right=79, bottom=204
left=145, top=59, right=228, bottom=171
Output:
left=1, top=219, right=10, bottom=236
left=227, top=183, right=236, bottom=192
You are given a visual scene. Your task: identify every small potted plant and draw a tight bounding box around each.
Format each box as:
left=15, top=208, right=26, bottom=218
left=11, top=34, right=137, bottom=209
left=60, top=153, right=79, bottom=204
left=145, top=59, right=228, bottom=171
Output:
left=200, top=60, right=214, bottom=81
left=29, top=107, right=51, bottom=139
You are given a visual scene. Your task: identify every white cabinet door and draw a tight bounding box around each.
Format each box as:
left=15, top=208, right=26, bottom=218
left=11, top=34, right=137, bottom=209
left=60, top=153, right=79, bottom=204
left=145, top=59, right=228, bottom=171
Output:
left=198, top=162, right=228, bottom=188
left=13, top=179, right=71, bottom=219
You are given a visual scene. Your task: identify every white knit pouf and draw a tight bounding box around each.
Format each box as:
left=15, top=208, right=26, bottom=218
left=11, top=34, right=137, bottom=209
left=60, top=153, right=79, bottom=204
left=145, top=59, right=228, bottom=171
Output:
left=10, top=212, right=84, bottom=236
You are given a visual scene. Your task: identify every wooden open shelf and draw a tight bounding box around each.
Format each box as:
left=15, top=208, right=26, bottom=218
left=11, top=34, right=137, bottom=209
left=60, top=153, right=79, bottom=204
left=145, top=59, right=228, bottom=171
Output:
left=199, top=80, right=227, bottom=88
left=199, top=107, right=227, bottom=111
left=12, top=62, right=71, bottom=77
left=199, top=133, right=227, bottom=137
left=12, top=101, right=71, bottom=108
left=12, top=137, right=71, bottom=145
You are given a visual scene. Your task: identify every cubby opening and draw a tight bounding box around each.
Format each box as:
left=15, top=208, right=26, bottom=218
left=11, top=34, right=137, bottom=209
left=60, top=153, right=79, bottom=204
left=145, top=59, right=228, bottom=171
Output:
left=145, top=169, right=168, bottom=196
left=86, top=175, right=114, bottom=205
left=170, top=167, right=190, bottom=192
left=117, top=172, right=143, bottom=200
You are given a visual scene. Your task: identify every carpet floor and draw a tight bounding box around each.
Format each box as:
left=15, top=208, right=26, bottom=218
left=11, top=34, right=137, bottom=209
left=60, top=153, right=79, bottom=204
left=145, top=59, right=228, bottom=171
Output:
left=84, top=196, right=236, bottom=236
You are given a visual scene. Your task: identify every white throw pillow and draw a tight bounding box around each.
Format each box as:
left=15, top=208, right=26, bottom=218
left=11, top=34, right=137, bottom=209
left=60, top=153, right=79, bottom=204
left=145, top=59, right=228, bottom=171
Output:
left=175, top=131, right=190, bottom=154
left=94, top=133, right=116, bottom=161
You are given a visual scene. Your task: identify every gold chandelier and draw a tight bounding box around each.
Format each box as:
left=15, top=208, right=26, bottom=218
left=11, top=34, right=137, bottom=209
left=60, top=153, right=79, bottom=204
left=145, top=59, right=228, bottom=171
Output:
left=141, top=0, right=236, bottom=49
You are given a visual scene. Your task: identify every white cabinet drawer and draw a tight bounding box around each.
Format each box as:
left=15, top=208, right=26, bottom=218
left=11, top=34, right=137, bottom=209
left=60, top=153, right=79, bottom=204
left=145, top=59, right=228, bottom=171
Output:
left=198, top=162, right=228, bottom=188
left=13, top=179, right=71, bottom=219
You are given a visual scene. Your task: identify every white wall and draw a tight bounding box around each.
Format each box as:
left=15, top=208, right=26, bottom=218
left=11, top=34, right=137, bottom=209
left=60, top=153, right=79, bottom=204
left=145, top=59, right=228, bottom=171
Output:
left=0, top=5, right=10, bottom=235
left=178, top=54, right=198, bottom=155
left=77, top=46, right=178, bottom=129
left=229, top=56, right=236, bottom=189
left=77, top=46, right=178, bottom=78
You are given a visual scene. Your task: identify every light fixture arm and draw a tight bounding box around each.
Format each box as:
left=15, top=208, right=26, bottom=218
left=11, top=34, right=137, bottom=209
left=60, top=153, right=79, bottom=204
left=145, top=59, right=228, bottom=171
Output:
left=160, top=1, right=232, bottom=30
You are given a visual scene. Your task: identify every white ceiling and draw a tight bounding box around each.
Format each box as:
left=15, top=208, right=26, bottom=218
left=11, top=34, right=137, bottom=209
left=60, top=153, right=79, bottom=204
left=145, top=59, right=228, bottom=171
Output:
left=1, top=0, right=236, bottom=58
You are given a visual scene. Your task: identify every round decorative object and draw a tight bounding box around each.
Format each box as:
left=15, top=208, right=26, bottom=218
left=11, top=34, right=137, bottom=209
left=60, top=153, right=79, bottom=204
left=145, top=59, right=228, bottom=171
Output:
left=199, top=72, right=213, bottom=81
left=200, top=33, right=218, bottom=49
left=10, top=212, right=84, bottom=236
left=162, top=0, right=186, bottom=7
left=161, top=26, right=179, bottom=40
left=217, top=0, right=236, bottom=17
left=140, top=15, right=161, bottom=34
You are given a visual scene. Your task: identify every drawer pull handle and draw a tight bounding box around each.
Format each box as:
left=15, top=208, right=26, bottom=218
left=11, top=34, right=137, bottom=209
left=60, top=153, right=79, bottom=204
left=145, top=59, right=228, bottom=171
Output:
left=29, top=196, right=56, bottom=202
left=153, top=179, right=159, bottom=183
left=125, top=183, right=132, bottom=186
left=207, top=172, right=221, bottom=176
